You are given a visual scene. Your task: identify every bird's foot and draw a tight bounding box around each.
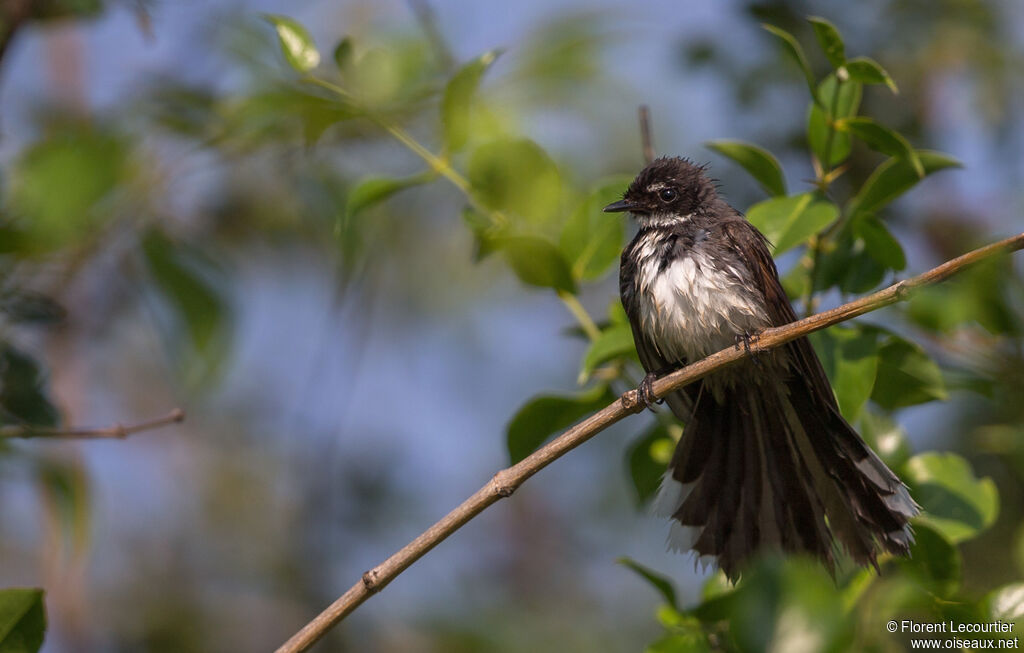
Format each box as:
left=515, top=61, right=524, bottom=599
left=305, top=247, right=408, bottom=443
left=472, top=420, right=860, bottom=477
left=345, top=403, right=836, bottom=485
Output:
left=734, top=331, right=763, bottom=368
left=638, top=372, right=664, bottom=410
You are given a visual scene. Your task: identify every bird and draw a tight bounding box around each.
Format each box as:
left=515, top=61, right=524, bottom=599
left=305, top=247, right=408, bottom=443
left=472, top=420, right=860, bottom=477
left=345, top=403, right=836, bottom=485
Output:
left=605, top=156, right=918, bottom=580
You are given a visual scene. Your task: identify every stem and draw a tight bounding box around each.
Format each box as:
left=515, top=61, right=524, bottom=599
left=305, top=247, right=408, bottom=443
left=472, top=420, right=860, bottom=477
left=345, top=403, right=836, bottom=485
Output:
left=1, top=408, right=185, bottom=440
left=276, top=232, right=1024, bottom=653
left=559, top=290, right=601, bottom=342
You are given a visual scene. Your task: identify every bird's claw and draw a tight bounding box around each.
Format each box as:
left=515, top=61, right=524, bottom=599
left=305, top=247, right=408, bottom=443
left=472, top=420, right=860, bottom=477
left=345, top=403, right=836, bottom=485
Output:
left=639, top=372, right=663, bottom=410
left=734, top=331, right=763, bottom=368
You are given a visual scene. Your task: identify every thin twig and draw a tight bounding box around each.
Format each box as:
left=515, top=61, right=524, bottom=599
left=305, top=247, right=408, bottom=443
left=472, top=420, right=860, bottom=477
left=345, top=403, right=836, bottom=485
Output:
left=639, top=105, right=655, bottom=164
left=0, top=408, right=185, bottom=440
left=276, top=232, right=1024, bottom=653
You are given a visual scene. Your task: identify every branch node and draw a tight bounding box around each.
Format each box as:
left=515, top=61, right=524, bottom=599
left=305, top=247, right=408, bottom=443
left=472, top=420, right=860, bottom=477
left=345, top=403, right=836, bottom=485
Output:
left=491, top=471, right=517, bottom=497
left=362, top=569, right=382, bottom=593
left=620, top=388, right=646, bottom=414
left=893, top=280, right=911, bottom=301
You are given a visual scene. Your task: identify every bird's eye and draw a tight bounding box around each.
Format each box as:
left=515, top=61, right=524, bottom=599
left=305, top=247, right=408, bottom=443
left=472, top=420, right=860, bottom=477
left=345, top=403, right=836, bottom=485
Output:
left=658, top=188, right=677, bottom=202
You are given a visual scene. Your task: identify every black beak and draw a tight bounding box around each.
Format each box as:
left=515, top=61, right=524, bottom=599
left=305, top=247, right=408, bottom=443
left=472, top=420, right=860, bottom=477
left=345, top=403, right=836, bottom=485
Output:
left=603, top=199, right=637, bottom=213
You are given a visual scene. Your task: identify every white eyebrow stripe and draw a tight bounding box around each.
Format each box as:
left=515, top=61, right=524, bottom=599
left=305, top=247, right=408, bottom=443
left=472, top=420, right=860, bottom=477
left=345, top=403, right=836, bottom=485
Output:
left=646, top=182, right=668, bottom=192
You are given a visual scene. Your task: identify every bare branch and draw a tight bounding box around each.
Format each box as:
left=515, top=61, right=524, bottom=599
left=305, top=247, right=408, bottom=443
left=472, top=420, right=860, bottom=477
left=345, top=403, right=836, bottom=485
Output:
left=277, top=232, right=1024, bottom=653
left=0, top=408, right=185, bottom=440
left=639, top=105, right=655, bottom=164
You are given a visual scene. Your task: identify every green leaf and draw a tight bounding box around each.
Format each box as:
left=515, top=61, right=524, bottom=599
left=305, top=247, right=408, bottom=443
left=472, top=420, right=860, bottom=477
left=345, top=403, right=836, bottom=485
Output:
left=846, top=151, right=961, bottom=217
left=761, top=24, right=818, bottom=101
left=870, top=336, right=947, bottom=409
left=746, top=192, right=838, bottom=255
left=0, top=588, right=45, bottom=653
left=903, top=452, right=999, bottom=543
left=579, top=323, right=635, bottom=384
left=807, top=74, right=862, bottom=167
left=986, top=583, right=1024, bottom=626
left=506, top=386, right=613, bottom=463
left=559, top=177, right=630, bottom=282
left=441, top=50, right=501, bottom=153
left=468, top=138, right=562, bottom=224
left=807, top=17, right=845, bottom=68
left=344, top=172, right=432, bottom=219
left=9, top=126, right=127, bottom=253
left=617, top=557, right=678, bottom=610
left=497, top=236, right=576, bottom=293
left=0, top=344, right=59, bottom=427
left=808, top=325, right=879, bottom=422
left=141, top=229, right=230, bottom=382
left=835, top=117, right=923, bottom=177
left=705, top=140, right=786, bottom=197
left=844, top=56, right=898, bottom=93
left=332, top=37, right=353, bottom=71
left=853, top=215, right=906, bottom=271
left=627, top=423, right=674, bottom=506
left=895, top=523, right=961, bottom=598
left=263, top=14, right=320, bottom=73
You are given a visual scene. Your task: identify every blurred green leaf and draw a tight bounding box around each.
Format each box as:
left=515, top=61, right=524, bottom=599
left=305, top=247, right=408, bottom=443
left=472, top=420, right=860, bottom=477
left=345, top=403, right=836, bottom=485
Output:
left=559, top=177, right=630, bottom=281
left=497, top=235, right=576, bottom=293
left=441, top=50, right=502, bottom=153
left=460, top=207, right=501, bottom=262
left=0, top=344, right=58, bottom=427
left=870, top=336, right=947, bottom=409
left=506, top=385, right=613, bottom=464
left=853, top=215, right=906, bottom=271
left=814, top=228, right=888, bottom=294
left=844, top=56, right=898, bottom=93
left=344, top=172, right=433, bottom=219
left=0, top=588, right=45, bottom=653
left=141, top=229, right=230, bottom=382
left=762, top=24, right=818, bottom=101
left=987, top=583, right=1024, bottom=626
left=263, top=14, right=320, bottom=73
left=627, top=423, right=674, bottom=506
left=332, top=37, right=353, bottom=71
left=36, top=458, right=91, bottom=556
left=809, top=325, right=879, bottom=422
left=846, top=151, right=961, bottom=217
left=903, top=452, right=999, bottom=543
left=579, top=323, right=635, bottom=384
left=468, top=138, right=562, bottom=224
left=895, top=523, right=961, bottom=598
left=835, top=117, right=923, bottom=176
left=705, top=140, right=786, bottom=197
left=807, top=74, right=861, bottom=167
left=808, top=17, right=845, bottom=68
left=618, top=557, right=678, bottom=610
left=746, top=192, right=838, bottom=255
left=906, top=258, right=1017, bottom=335
left=28, top=0, right=103, bottom=21
left=8, top=126, right=127, bottom=253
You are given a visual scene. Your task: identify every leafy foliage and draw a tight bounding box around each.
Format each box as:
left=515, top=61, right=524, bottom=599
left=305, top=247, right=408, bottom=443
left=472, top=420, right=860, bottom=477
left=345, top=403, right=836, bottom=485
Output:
left=0, top=589, right=45, bottom=653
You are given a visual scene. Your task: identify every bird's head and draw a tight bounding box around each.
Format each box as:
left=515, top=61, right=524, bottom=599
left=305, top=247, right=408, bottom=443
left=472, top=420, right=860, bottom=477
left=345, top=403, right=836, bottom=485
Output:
left=603, top=157, right=717, bottom=227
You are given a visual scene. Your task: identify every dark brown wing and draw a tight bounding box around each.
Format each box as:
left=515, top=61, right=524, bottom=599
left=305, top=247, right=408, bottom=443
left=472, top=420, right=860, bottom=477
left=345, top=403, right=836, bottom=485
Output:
left=720, top=218, right=839, bottom=411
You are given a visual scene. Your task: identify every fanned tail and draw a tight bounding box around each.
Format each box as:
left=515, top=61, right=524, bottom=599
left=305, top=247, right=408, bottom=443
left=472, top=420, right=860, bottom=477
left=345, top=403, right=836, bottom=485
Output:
left=654, top=376, right=919, bottom=580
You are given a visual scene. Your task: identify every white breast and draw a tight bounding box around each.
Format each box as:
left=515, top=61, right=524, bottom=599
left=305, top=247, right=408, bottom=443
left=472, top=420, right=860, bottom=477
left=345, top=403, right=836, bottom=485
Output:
left=636, top=243, right=769, bottom=363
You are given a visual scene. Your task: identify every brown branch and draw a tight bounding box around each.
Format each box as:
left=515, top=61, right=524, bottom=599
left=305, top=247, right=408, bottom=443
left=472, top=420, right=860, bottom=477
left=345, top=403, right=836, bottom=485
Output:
left=0, top=408, right=185, bottom=440
left=276, top=232, right=1024, bottom=653
left=639, top=105, right=655, bottom=164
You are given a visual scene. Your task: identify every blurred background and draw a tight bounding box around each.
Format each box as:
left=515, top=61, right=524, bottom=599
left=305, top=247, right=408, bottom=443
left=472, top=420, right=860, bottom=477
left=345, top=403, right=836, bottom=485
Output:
left=0, top=0, right=1022, bottom=651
